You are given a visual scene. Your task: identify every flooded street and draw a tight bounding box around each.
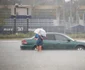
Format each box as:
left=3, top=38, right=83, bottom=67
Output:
left=0, top=40, right=85, bottom=70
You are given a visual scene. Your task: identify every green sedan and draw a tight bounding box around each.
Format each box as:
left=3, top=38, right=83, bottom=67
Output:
left=20, top=32, right=85, bottom=50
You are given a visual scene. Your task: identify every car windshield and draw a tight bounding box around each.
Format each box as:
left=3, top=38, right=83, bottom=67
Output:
left=63, top=34, right=74, bottom=41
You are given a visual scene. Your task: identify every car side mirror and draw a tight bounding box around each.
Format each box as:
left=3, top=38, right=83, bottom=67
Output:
left=67, top=39, right=71, bottom=42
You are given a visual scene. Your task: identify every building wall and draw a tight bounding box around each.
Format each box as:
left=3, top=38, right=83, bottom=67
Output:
left=10, top=5, right=31, bottom=16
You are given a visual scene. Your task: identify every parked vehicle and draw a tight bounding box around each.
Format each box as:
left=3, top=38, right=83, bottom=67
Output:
left=20, top=32, right=85, bottom=50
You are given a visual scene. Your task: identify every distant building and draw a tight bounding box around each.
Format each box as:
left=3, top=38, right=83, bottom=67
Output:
left=0, top=0, right=85, bottom=34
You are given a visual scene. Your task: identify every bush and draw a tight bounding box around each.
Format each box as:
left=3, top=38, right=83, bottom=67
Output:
left=68, top=33, right=85, bottom=39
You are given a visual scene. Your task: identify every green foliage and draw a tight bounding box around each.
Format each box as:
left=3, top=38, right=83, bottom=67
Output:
left=0, top=0, right=20, bottom=5
left=0, top=32, right=85, bottom=39
left=68, top=33, right=85, bottom=39
left=0, top=32, right=35, bottom=39
left=0, top=8, right=11, bottom=26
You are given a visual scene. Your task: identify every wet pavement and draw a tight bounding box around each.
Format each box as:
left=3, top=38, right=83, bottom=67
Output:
left=0, top=40, right=85, bottom=70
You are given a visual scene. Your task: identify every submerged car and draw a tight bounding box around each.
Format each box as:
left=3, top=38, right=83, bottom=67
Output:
left=20, top=32, right=85, bottom=50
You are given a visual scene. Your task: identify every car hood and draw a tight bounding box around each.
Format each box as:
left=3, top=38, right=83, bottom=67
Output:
left=75, top=40, right=85, bottom=45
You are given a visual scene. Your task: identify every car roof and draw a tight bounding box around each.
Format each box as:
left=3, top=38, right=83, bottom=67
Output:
left=46, top=32, right=74, bottom=41
left=47, top=32, right=65, bottom=35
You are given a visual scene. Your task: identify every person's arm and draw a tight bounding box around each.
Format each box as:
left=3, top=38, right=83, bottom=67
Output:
left=40, top=35, right=44, bottom=40
left=35, top=37, right=38, bottom=40
left=35, top=34, right=38, bottom=40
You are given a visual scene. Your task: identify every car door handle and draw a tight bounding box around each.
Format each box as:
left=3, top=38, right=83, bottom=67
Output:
left=57, top=43, right=60, bottom=44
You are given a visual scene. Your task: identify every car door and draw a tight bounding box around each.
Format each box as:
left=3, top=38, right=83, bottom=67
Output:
left=43, top=34, right=56, bottom=50
left=55, top=34, right=74, bottom=49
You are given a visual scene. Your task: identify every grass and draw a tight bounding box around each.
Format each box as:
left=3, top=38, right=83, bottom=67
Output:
left=68, top=33, right=85, bottom=40
left=0, top=32, right=85, bottom=40
left=0, top=31, right=35, bottom=39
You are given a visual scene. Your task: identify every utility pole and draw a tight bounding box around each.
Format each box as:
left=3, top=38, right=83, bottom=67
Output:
left=27, top=8, right=29, bottom=32
left=70, top=0, right=73, bottom=33
left=13, top=3, right=18, bottom=34
left=63, top=0, right=66, bottom=34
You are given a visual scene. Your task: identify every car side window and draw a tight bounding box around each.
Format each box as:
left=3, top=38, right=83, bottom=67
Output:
left=45, top=34, right=55, bottom=40
left=55, top=34, right=68, bottom=41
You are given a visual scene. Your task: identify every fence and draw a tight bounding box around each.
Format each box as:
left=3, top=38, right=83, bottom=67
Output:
left=0, top=7, right=85, bottom=34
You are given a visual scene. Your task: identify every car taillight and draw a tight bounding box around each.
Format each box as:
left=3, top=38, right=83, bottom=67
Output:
left=22, top=40, right=27, bottom=44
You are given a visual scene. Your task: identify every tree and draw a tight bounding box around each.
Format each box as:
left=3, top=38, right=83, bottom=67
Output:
left=0, top=0, right=21, bottom=5
left=0, top=8, right=11, bottom=26
left=0, top=0, right=20, bottom=26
